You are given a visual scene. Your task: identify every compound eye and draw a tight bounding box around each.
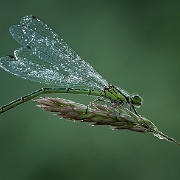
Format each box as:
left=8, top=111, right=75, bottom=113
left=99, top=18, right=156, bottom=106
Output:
left=131, top=95, right=143, bottom=107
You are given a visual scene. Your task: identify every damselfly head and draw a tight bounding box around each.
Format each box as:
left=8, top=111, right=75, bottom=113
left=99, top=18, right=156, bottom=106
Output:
left=131, top=94, right=143, bottom=107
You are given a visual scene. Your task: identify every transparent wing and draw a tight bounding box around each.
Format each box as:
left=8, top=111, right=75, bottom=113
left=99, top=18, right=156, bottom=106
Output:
left=0, top=15, right=108, bottom=89
left=0, top=47, right=107, bottom=89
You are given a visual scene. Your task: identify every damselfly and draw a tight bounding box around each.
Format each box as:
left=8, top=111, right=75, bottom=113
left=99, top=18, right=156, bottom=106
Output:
left=0, top=15, right=142, bottom=114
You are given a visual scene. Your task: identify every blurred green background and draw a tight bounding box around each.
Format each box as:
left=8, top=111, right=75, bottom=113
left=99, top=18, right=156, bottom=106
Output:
left=0, top=0, right=180, bottom=180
